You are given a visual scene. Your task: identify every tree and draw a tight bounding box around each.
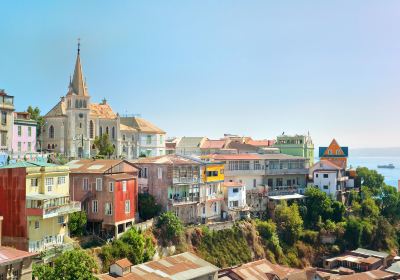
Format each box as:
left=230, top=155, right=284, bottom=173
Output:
left=93, top=134, right=115, bottom=157
left=69, top=211, right=87, bottom=236
left=357, top=167, right=385, bottom=196
left=33, top=249, right=97, bottom=280
left=274, top=202, right=303, bottom=245
left=156, top=212, right=184, bottom=245
left=27, top=106, right=45, bottom=149
left=138, top=193, right=161, bottom=220
left=99, top=228, right=155, bottom=272
left=361, top=197, right=380, bottom=219
left=344, top=216, right=363, bottom=249
left=304, top=187, right=333, bottom=226
left=331, top=201, right=345, bottom=223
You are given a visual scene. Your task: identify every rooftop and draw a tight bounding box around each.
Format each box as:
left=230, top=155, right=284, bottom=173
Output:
left=133, top=155, right=202, bottom=166
left=68, top=159, right=138, bottom=174
left=120, top=116, right=165, bottom=134
left=351, top=248, right=389, bottom=259
left=0, top=246, right=37, bottom=266
left=0, top=161, right=59, bottom=169
left=98, top=252, right=219, bottom=280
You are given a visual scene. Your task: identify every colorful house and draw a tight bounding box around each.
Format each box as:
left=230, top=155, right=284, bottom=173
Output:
left=0, top=90, right=15, bottom=154
left=12, top=112, right=37, bottom=159
left=319, top=139, right=349, bottom=169
left=67, top=159, right=139, bottom=238
left=0, top=162, right=80, bottom=259
left=274, top=134, right=314, bottom=165
left=199, top=161, right=225, bottom=223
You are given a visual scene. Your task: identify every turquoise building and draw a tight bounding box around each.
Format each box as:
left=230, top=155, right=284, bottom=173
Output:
left=274, top=134, right=315, bottom=166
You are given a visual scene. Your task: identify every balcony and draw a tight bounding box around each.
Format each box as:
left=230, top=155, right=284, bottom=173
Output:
left=27, top=201, right=81, bottom=219
left=205, top=192, right=224, bottom=202
left=268, top=185, right=301, bottom=196
left=169, top=196, right=200, bottom=206
left=172, top=177, right=200, bottom=184
left=265, top=168, right=309, bottom=176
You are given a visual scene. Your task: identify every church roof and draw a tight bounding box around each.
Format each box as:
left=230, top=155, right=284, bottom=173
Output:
left=68, top=44, right=88, bottom=96
left=90, top=103, right=117, bottom=119
left=45, top=100, right=66, bottom=117
left=120, top=117, right=165, bottom=134
left=120, top=123, right=137, bottom=132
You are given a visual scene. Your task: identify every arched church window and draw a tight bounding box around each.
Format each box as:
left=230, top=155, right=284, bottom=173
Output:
left=49, top=125, right=55, bottom=139
left=51, top=144, right=55, bottom=149
left=83, top=100, right=87, bottom=108
left=112, top=127, right=115, bottom=139
left=79, top=100, right=83, bottom=108
left=75, top=100, right=79, bottom=108
left=92, top=144, right=96, bottom=149
left=48, top=144, right=51, bottom=150
left=90, top=120, right=94, bottom=139
left=100, top=126, right=103, bottom=136
left=122, top=135, right=126, bottom=141
left=106, top=127, right=109, bottom=135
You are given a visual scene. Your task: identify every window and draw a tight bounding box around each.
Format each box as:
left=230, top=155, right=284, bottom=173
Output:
left=96, top=178, right=102, bottom=191
left=1, top=111, right=7, bottom=125
left=157, top=167, right=162, bottom=179
left=276, top=178, right=283, bottom=187
left=57, top=176, right=66, bottom=185
left=28, top=142, right=31, bottom=151
left=0, top=131, right=6, bottom=146
left=140, top=167, right=148, bottom=178
left=323, top=174, right=329, bottom=178
left=160, top=135, right=163, bottom=144
left=146, top=135, right=152, bottom=145
left=106, top=126, right=109, bottom=135
left=232, top=188, right=239, bottom=193
left=83, top=178, right=89, bottom=191
left=99, top=126, right=103, bottom=136
left=49, top=125, right=55, bottom=139
left=267, top=179, right=273, bottom=187
left=46, top=177, right=54, bottom=192
left=109, top=182, right=114, bottom=192
left=112, top=127, right=115, bottom=139
left=125, top=200, right=131, bottom=213
left=323, top=185, right=329, bottom=190
left=89, top=120, right=94, bottom=138
left=34, top=220, right=40, bottom=229
left=58, top=216, right=64, bottom=224
left=105, top=202, right=112, bottom=215
left=336, top=149, right=341, bottom=155
left=214, top=202, right=217, bottom=213
left=230, top=201, right=239, bottom=207
left=17, top=142, right=21, bottom=152
left=253, top=179, right=257, bottom=188
left=122, top=134, right=126, bottom=141
left=17, top=126, right=22, bottom=136
left=316, top=174, right=319, bottom=178
left=31, top=178, right=38, bottom=187
left=92, top=200, right=98, bottom=213
left=122, top=181, right=127, bottom=192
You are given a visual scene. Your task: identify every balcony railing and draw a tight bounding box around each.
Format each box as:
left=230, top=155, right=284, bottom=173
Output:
left=172, top=177, right=200, bottom=184
left=27, top=201, right=81, bottom=219
left=169, top=196, right=199, bottom=206
left=265, top=168, right=309, bottom=175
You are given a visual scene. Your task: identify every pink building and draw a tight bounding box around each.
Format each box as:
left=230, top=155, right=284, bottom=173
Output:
left=12, top=112, right=37, bottom=158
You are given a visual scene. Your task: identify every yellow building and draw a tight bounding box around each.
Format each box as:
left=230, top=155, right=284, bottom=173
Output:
left=199, top=162, right=225, bottom=223
left=1, top=161, right=80, bottom=259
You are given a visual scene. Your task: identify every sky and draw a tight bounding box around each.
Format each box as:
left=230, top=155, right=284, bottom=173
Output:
left=1, top=1, right=400, bottom=148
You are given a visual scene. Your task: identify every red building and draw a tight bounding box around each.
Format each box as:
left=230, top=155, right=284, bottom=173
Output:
left=68, top=159, right=139, bottom=238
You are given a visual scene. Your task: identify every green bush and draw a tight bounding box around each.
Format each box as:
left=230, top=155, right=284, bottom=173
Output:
left=68, top=211, right=87, bottom=237
left=156, top=212, right=184, bottom=245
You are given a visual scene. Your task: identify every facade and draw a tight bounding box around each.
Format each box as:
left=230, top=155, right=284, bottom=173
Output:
left=135, top=155, right=224, bottom=224
left=0, top=162, right=79, bottom=256
left=98, top=252, right=219, bottom=280
left=319, top=139, right=349, bottom=169
left=120, top=116, right=166, bottom=158
left=12, top=112, right=37, bottom=159
left=42, top=45, right=165, bottom=159
left=68, top=159, right=139, bottom=238
left=207, top=153, right=309, bottom=216
left=134, top=155, right=202, bottom=224
left=221, top=182, right=248, bottom=220
left=274, top=134, right=315, bottom=165
left=310, top=160, right=349, bottom=200
left=0, top=90, right=15, bottom=153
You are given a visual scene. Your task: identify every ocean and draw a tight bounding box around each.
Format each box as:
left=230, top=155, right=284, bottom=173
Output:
left=348, top=156, right=400, bottom=187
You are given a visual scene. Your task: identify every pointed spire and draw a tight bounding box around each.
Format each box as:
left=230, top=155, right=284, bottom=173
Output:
left=70, top=38, right=88, bottom=96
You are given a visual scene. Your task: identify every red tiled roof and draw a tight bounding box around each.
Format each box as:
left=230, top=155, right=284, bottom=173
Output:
left=246, top=140, right=274, bottom=147
left=90, top=103, right=117, bottom=119
left=0, top=246, right=37, bottom=265
left=200, top=140, right=226, bottom=149
left=115, top=258, right=132, bottom=268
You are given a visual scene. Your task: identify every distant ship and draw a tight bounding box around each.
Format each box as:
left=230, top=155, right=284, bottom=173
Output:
left=377, top=163, right=395, bottom=169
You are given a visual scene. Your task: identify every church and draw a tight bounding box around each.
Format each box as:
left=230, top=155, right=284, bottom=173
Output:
left=42, top=44, right=166, bottom=159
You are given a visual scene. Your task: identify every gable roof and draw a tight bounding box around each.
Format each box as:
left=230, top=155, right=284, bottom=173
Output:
left=311, top=160, right=343, bottom=172
left=120, top=123, right=137, bottom=132
left=0, top=246, right=37, bottom=266
left=319, top=139, right=349, bottom=158
left=115, top=258, right=132, bottom=269
left=225, top=141, right=259, bottom=153
left=133, top=155, right=200, bottom=165
left=45, top=100, right=67, bottom=117
left=200, top=140, right=226, bottom=149
left=67, top=159, right=138, bottom=174
left=176, top=137, right=206, bottom=148
left=120, top=117, right=165, bottom=134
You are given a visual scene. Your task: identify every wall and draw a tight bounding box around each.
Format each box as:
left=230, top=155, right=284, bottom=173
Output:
left=226, top=186, right=246, bottom=209
left=114, top=178, right=137, bottom=223
left=12, top=123, right=37, bottom=155
left=0, top=168, right=28, bottom=250
left=314, top=171, right=337, bottom=198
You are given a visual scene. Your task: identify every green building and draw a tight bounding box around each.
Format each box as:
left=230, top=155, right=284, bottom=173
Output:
left=274, top=134, right=315, bottom=165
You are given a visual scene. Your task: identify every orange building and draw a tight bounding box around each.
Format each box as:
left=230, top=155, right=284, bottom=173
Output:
left=319, top=139, right=349, bottom=168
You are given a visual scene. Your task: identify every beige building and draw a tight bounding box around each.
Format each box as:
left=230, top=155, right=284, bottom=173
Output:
left=0, top=90, right=15, bottom=153
left=42, top=44, right=165, bottom=159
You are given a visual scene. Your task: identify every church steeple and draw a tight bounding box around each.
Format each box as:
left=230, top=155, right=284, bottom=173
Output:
left=69, top=39, right=88, bottom=96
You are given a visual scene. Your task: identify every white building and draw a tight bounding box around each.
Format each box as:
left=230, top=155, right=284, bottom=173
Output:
left=221, top=181, right=248, bottom=220
left=310, top=160, right=349, bottom=200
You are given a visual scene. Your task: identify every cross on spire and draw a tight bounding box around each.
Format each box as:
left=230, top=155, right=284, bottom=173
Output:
left=77, top=38, right=81, bottom=55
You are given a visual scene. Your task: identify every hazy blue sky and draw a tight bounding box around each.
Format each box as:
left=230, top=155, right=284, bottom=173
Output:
left=1, top=1, right=400, bottom=148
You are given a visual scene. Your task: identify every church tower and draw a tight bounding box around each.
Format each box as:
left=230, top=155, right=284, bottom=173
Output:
left=65, top=41, right=91, bottom=158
